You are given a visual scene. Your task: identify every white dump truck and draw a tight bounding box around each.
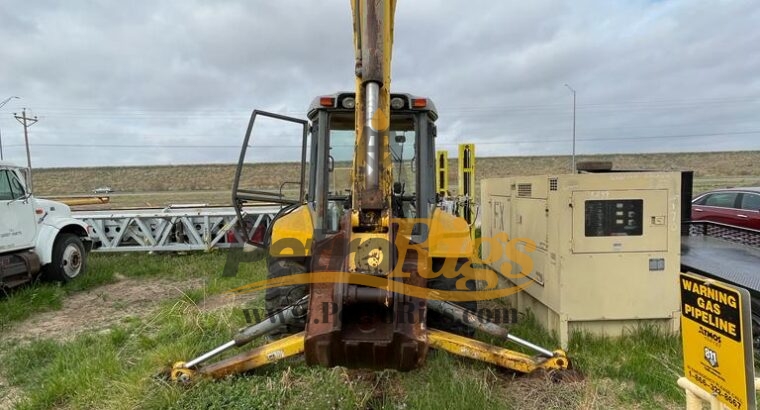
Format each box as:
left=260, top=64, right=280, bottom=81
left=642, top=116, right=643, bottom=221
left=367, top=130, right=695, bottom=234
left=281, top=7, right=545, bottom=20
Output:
left=0, top=162, right=91, bottom=291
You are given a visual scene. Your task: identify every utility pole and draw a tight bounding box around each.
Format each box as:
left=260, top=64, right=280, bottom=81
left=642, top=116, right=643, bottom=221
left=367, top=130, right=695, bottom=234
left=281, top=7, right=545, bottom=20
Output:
left=564, top=84, right=576, bottom=173
left=0, top=96, right=20, bottom=160
left=14, top=108, right=38, bottom=190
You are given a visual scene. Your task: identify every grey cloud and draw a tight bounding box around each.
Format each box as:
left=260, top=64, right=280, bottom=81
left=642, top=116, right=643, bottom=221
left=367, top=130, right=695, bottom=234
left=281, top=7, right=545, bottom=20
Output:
left=0, top=0, right=757, bottom=168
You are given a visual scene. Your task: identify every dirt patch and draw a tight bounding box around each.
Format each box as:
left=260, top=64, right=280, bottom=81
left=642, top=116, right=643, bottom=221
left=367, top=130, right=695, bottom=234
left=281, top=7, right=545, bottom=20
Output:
left=0, top=276, right=262, bottom=407
left=0, top=276, right=206, bottom=343
left=0, top=373, right=22, bottom=410
left=503, top=372, right=591, bottom=410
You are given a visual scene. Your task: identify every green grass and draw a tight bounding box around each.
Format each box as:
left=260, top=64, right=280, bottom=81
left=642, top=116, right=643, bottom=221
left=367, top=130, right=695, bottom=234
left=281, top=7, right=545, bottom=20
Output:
left=0, top=302, right=688, bottom=409
left=0, top=252, right=744, bottom=409
left=0, top=252, right=251, bottom=331
left=568, top=326, right=683, bottom=407
left=0, top=286, right=64, bottom=331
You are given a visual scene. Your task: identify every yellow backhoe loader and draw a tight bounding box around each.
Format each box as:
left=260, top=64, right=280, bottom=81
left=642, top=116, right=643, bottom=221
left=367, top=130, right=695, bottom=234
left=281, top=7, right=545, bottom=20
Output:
left=170, top=0, right=571, bottom=382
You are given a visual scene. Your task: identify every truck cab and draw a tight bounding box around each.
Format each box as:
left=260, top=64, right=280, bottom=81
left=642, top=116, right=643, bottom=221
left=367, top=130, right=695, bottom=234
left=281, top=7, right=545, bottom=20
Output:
left=0, top=162, right=91, bottom=291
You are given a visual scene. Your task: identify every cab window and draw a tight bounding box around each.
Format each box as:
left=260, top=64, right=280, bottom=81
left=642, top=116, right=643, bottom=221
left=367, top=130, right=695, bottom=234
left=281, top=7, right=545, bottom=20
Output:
left=327, top=113, right=417, bottom=199
left=740, top=193, right=760, bottom=211
left=704, top=193, right=738, bottom=208
left=0, top=170, right=14, bottom=200
left=323, top=113, right=419, bottom=231
left=8, top=172, right=26, bottom=199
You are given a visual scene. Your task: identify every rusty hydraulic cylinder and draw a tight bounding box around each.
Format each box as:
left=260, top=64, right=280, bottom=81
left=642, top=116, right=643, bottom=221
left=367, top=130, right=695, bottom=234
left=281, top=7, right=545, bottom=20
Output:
left=426, top=299, right=555, bottom=358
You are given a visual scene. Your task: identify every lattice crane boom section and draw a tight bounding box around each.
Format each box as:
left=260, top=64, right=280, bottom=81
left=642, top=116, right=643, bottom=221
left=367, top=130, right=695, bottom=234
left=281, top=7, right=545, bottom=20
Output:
left=73, top=206, right=279, bottom=252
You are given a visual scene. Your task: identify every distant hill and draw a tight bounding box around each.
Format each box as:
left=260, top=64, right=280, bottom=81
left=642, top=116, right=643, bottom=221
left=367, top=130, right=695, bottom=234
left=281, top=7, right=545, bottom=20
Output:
left=33, top=150, right=760, bottom=195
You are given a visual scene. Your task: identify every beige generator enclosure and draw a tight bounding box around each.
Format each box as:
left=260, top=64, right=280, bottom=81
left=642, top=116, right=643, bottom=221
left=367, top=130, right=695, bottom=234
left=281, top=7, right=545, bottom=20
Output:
left=481, top=172, right=682, bottom=347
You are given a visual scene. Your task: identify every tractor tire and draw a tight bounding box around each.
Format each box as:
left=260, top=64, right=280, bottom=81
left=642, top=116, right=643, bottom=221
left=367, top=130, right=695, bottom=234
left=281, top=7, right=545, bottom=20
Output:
left=43, top=234, right=87, bottom=283
left=427, top=258, right=477, bottom=337
left=265, top=258, right=308, bottom=335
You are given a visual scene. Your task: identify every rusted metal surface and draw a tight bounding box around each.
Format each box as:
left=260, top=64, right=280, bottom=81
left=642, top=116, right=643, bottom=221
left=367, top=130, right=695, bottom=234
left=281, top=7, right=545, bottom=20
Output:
left=359, top=0, right=385, bottom=83
left=304, top=216, right=428, bottom=370
left=0, top=251, right=41, bottom=289
left=358, top=187, right=385, bottom=210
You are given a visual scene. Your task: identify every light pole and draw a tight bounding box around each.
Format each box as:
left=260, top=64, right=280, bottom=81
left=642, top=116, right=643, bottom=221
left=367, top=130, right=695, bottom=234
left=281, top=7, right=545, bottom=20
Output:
left=564, top=84, right=576, bottom=173
left=0, top=96, right=20, bottom=160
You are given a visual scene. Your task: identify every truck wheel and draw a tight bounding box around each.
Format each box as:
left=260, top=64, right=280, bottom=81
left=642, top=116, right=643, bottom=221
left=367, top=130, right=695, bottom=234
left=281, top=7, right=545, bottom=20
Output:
left=427, top=258, right=477, bottom=337
left=265, top=258, right=308, bottom=335
left=44, top=234, right=87, bottom=282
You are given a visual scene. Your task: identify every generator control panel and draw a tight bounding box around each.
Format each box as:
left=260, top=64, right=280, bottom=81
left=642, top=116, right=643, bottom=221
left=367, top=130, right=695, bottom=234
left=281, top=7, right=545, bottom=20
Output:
left=584, top=199, right=643, bottom=237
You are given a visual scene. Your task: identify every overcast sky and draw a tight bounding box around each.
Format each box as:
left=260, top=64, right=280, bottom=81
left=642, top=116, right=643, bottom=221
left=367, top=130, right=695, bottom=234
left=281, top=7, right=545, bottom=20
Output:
left=0, top=0, right=758, bottom=168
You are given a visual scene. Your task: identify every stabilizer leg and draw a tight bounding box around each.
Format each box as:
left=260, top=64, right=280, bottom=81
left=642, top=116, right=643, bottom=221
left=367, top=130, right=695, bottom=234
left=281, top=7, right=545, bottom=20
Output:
left=427, top=329, right=569, bottom=373
left=170, top=296, right=308, bottom=382
left=427, top=299, right=571, bottom=374
left=172, top=333, right=305, bottom=382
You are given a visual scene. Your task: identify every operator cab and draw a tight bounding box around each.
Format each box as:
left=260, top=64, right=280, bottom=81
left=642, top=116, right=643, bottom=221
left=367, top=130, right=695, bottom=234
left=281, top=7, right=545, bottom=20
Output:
left=306, top=92, right=439, bottom=232
left=231, top=92, right=439, bottom=238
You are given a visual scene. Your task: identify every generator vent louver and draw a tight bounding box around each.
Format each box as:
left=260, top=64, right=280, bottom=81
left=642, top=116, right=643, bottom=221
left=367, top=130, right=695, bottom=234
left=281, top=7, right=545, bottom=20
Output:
left=517, top=183, right=532, bottom=197
left=549, top=178, right=558, bottom=191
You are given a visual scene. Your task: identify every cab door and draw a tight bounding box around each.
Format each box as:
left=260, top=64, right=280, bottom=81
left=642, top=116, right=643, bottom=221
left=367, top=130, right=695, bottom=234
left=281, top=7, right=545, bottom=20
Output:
left=230, top=110, right=310, bottom=242
left=0, top=168, right=37, bottom=251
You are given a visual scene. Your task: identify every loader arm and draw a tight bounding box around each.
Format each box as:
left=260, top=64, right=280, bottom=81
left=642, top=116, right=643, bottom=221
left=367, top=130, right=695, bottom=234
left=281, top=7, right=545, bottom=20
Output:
left=351, top=0, right=396, bottom=230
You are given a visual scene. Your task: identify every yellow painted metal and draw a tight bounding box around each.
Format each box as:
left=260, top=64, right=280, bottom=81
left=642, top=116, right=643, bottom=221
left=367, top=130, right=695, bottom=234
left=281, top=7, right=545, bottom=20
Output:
left=457, top=143, right=476, bottom=227
left=680, top=273, right=755, bottom=410
left=173, top=330, right=569, bottom=381
left=457, top=144, right=475, bottom=197
left=427, top=329, right=570, bottom=373
left=435, top=150, right=448, bottom=196
left=347, top=231, right=393, bottom=276
left=46, top=196, right=110, bottom=206
left=269, top=205, right=314, bottom=257
left=350, top=0, right=396, bottom=227
left=169, top=361, right=195, bottom=383
left=198, top=333, right=305, bottom=380
left=428, top=208, right=473, bottom=258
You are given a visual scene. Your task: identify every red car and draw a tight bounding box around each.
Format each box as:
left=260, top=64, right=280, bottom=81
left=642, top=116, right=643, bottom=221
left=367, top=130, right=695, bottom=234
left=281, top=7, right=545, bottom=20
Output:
left=691, top=187, right=760, bottom=230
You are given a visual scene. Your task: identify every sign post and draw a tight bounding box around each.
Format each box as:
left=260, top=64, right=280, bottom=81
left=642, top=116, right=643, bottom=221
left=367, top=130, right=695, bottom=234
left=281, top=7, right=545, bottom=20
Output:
left=680, top=272, right=755, bottom=410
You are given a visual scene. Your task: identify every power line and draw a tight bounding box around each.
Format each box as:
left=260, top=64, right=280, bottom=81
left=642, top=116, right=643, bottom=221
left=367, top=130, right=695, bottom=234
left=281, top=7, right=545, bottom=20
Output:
left=1, top=95, right=758, bottom=119
left=5, top=143, right=241, bottom=149
left=4, top=129, right=758, bottom=150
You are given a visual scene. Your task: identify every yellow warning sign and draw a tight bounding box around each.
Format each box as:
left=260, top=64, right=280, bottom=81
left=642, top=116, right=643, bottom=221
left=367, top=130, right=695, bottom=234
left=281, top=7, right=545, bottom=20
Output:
left=680, top=272, right=755, bottom=410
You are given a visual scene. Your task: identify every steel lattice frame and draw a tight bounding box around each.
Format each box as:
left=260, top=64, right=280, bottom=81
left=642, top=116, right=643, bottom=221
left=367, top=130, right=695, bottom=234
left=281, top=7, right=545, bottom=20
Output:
left=74, top=206, right=279, bottom=252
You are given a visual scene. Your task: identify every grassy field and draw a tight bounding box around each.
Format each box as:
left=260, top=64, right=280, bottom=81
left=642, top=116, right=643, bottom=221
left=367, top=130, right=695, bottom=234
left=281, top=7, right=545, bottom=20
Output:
left=33, top=151, right=760, bottom=196
left=0, top=252, right=718, bottom=410
left=6, top=151, right=757, bottom=408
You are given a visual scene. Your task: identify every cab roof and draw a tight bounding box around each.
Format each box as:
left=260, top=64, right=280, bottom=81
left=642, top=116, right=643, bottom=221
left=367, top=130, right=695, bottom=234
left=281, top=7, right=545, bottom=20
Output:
left=307, top=91, right=438, bottom=120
